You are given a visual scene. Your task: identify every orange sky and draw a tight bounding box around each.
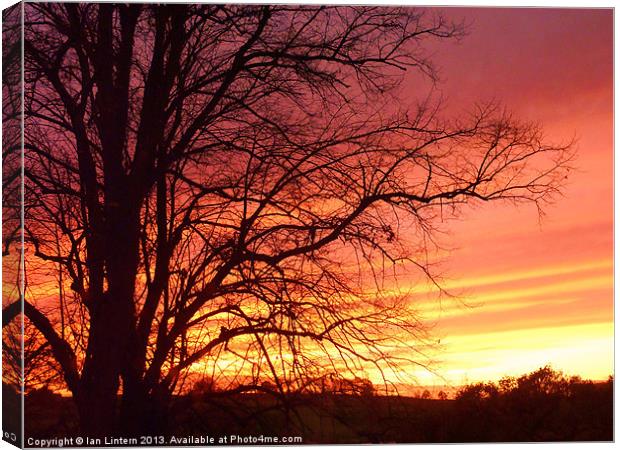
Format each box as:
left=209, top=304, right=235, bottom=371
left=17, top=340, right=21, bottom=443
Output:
left=398, top=7, right=613, bottom=388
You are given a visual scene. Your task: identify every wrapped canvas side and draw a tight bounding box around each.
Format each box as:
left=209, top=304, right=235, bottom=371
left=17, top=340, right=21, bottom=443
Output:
left=2, top=2, right=24, bottom=448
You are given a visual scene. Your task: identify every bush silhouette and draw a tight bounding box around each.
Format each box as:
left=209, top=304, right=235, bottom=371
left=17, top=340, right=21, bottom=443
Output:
left=451, top=366, right=613, bottom=442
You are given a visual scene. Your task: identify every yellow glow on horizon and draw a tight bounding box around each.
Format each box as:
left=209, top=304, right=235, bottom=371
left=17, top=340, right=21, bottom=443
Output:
left=404, top=321, right=614, bottom=388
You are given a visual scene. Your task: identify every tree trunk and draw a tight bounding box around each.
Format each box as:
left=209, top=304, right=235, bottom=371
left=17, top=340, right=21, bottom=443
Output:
left=76, top=202, right=143, bottom=436
left=119, top=381, right=171, bottom=437
left=76, top=302, right=122, bottom=436
left=75, top=380, right=119, bottom=437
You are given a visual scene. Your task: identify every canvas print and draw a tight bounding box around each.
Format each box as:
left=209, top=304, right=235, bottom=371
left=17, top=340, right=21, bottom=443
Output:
left=1, top=2, right=613, bottom=447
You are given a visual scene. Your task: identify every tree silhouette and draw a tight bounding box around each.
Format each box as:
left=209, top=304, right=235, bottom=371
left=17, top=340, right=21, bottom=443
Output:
left=452, top=367, right=613, bottom=441
left=3, top=3, right=573, bottom=437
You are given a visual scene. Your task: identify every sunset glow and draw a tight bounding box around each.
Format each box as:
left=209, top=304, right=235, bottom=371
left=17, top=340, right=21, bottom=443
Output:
left=400, top=7, right=614, bottom=387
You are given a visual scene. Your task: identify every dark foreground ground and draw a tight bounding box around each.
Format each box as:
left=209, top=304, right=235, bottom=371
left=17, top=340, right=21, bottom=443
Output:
left=18, top=376, right=613, bottom=444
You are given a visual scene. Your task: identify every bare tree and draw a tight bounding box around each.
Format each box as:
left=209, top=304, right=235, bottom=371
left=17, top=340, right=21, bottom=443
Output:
left=3, top=3, right=572, bottom=437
